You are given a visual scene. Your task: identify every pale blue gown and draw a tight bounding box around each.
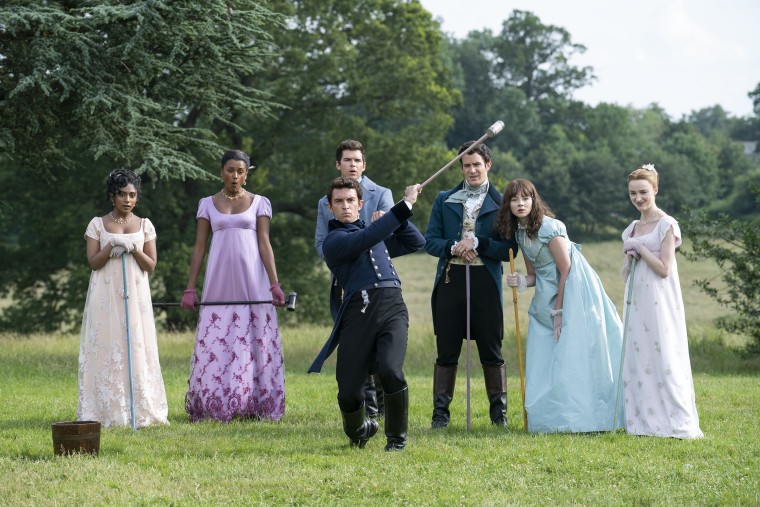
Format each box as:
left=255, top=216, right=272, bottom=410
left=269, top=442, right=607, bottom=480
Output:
left=519, top=216, right=624, bottom=433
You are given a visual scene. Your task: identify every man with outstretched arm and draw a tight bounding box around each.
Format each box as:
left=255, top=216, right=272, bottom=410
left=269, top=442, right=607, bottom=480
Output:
left=308, top=177, right=425, bottom=451
left=315, top=139, right=393, bottom=418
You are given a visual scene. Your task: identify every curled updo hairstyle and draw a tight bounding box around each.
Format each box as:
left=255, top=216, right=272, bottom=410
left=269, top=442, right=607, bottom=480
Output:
left=221, top=149, right=254, bottom=171
left=106, top=169, right=142, bottom=203
left=495, top=179, right=554, bottom=240
left=628, top=164, right=659, bottom=191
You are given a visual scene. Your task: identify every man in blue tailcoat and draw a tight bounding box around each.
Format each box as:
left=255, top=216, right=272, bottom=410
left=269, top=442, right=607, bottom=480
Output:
left=309, top=177, right=425, bottom=451
left=314, top=139, right=394, bottom=418
left=425, top=141, right=518, bottom=429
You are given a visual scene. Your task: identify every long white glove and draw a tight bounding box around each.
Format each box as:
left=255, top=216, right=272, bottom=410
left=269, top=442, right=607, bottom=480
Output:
left=506, top=272, right=527, bottom=293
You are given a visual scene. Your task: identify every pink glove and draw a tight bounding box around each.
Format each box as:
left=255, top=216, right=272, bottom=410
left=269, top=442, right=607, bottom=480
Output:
left=550, top=308, right=562, bottom=342
left=270, top=283, right=286, bottom=307
left=180, top=289, right=199, bottom=310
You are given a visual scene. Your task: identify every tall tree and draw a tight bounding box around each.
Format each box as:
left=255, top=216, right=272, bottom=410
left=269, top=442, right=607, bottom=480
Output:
left=493, top=10, right=594, bottom=103
left=446, top=10, right=594, bottom=160
left=0, top=1, right=282, bottom=179
left=0, top=1, right=284, bottom=331
left=241, top=0, right=459, bottom=324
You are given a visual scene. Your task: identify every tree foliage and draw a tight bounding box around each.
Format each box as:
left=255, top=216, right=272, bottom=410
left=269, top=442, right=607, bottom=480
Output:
left=0, top=0, right=282, bottom=180
left=0, top=1, right=284, bottom=331
left=240, top=0, right=460, bottom=324
left=682, top=195, right=760, bottom=355
left=0, top=4, right=757, bottom=333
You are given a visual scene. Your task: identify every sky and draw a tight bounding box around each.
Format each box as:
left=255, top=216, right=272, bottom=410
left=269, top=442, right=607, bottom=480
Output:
left=419, top=0, right=760, bottom=119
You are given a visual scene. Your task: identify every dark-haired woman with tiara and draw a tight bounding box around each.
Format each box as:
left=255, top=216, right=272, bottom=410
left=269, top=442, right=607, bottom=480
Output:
left=77, top=169, right=168, bottom=428
left=496, top=179, right=624, bottom=433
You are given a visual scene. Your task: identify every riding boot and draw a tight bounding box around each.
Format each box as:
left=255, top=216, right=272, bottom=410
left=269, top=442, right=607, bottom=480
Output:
left=431, top=363, right=457, bottom=429
left=384, top=386, right=408, bottom=451
left=341, top=403, right=379, bottom=448
left=373, top=372, right=385, bottom=418
left=363, top=374, right=379, bottom=420
left=483, top=363, right=507, bottom=426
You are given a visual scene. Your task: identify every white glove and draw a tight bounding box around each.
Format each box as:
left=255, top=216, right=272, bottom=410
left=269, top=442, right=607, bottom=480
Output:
left=109, top=236, right=135, bottom=257
left=110, top=245, right=126, bottom=257
left=506, top=272, right=527, bottom=293
left=550, top=308, right=562, bottom=341
left=623, top=237, right=642, bottom=257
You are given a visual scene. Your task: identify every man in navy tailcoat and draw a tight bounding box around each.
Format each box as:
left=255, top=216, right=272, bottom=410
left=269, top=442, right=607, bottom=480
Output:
left=425, top=141, right=519, bottom=429
left=309, top=177, right=425, bottom=450
left=314, top=139, right=394, bottom=418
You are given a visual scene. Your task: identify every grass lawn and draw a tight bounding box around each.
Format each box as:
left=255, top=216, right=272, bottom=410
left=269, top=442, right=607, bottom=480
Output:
left=1, top=241, right=758, bottom=505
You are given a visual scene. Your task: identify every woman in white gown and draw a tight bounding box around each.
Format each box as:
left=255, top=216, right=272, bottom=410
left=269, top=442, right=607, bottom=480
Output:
left=621, top=164, right=703, bottom=439
left=77, top=170, right=168, bottom=428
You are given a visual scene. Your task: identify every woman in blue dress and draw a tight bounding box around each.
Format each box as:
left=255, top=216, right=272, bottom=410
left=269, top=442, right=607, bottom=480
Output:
left=496, top=179, right=624, bottom=433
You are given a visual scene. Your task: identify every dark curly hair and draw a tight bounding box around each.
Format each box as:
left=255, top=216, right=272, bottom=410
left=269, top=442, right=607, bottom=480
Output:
left=495, top=179, right=554, bottom=240
left=106, top=169, right=142, bottom=203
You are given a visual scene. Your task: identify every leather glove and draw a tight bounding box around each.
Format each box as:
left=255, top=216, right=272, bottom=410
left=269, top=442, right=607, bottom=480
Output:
left=270, top=283, right=286, bottom=307
left=550, top=308, right=563, bottom=341
left=506, top=272, right=527, bottom=293
left=180, top=289, right=199, bottom=310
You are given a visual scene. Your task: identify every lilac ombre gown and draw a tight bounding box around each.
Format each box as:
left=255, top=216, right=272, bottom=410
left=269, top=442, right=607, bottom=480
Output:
left=185, top=195, right=285, bottom=422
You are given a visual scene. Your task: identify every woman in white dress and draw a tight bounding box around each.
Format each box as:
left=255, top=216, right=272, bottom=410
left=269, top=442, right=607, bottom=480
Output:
left=77, top=170, right=168, bottom=428
left=621, top=164, right=703, bottom=439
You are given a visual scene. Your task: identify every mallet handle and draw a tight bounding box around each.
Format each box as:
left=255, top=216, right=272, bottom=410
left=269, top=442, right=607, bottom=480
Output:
left=420, top=121, right=504, bottom=189
left=153, top=292, right=297, bottom=311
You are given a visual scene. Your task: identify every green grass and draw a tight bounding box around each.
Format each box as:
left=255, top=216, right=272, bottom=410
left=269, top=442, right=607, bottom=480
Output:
left=1, top=241, right=759, bottom=505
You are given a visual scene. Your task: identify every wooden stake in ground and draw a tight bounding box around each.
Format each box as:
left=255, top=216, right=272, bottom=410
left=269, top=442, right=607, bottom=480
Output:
left=509, top=249, right=528, bottom=431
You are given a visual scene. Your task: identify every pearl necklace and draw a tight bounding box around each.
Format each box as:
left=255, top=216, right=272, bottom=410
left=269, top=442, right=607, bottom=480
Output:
left=109, top=211, right=134, bottom=224
left=220, top=189, right=245, bottom=201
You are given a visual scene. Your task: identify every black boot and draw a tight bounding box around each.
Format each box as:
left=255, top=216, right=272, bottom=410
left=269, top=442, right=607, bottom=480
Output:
left=341, top=403, right=379, bottom=448
left=484, top=363, right=507, bottom=427
left=384, top=386, right=408, bottom=451
left=431, top=363, right=457, bottom=429
left=363, top=374, right=379, bottom=420
left=373, top=372, right=385, bottom=418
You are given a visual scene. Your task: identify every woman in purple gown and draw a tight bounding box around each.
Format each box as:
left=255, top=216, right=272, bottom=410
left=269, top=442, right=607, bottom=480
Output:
left=181, top=150, right=287, bottom=422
